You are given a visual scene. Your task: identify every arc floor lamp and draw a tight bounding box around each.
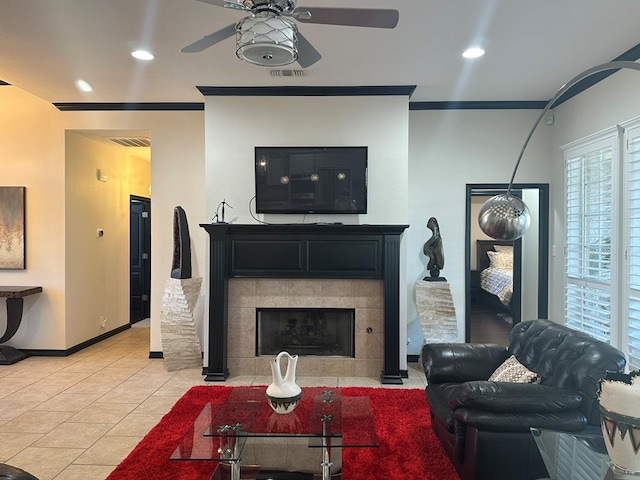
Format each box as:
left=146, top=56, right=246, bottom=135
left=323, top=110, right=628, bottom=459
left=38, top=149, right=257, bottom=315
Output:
left=479, top=60, right=640, bottom=241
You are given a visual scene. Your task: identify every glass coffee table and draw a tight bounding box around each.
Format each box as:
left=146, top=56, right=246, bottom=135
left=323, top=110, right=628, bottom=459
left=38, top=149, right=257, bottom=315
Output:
left=171, top=387, right=378, bottom=480
left=531, top=428, right=640, bottom=480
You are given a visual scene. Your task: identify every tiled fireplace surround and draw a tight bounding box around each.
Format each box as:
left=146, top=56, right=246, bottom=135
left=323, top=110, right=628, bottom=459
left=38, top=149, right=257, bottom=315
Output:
left=227, top=278, right=384, bottom=378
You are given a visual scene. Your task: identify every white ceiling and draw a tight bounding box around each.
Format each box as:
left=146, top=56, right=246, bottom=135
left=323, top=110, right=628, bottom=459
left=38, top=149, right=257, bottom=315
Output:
left=1, top=0, right=639, bottom=105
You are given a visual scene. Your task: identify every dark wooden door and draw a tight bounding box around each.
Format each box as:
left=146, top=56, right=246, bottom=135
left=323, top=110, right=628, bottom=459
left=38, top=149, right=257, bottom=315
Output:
left=130, top=196, right=151, bottom=324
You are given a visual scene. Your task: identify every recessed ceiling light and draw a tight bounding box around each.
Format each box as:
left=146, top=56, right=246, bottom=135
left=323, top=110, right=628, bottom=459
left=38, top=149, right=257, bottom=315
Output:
left=462, top=47, right=485, bottom=59
left=74, top=79, right=93, bottom=93
left=131, top=50, right=154, bottom=60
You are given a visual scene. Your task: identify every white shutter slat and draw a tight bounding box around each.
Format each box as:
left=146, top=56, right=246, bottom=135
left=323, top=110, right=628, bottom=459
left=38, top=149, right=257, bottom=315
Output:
left=564, top=134, right=616, bottom=344
left=626, top=123, right=640, bottom=368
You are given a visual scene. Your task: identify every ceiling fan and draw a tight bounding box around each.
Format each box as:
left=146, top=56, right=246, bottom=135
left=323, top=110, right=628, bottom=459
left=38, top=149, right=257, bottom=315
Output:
left=181, top=0, right=399, bottom=68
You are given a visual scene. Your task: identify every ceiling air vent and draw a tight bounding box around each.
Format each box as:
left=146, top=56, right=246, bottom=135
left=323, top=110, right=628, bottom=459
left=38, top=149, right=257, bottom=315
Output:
left=105, top=136, right=151, bottom=148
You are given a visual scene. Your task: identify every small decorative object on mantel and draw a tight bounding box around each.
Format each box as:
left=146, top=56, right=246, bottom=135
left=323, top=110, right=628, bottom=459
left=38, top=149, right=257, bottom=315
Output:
left=422, top=217, right=445, bottom=281
left=266, top=351, right=302, bottom=414
left=598, top=370, right=640, bottom=474
left=212, top=199, right=233, bottom=224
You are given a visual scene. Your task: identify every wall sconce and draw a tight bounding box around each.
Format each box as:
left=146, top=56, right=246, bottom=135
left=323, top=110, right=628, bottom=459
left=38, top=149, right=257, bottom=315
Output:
left=479, top=60, right=640, bottom=240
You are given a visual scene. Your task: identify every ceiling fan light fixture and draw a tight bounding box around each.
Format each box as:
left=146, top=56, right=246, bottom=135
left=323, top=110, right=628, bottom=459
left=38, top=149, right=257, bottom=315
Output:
left=236, top=14, right=298, bottom=66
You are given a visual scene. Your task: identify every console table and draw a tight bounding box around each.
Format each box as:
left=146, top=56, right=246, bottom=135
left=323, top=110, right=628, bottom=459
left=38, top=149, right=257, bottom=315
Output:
left=200, top=223, right=409, bottom=384
left=0, top=286, right=43, bottom=365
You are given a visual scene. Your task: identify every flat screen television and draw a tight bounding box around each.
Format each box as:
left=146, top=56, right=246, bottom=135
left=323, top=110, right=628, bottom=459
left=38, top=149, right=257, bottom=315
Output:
left=254, top=146, right=368, bottom=214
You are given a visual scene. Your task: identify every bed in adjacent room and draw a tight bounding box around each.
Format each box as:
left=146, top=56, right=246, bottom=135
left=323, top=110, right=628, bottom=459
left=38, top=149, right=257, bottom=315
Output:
left=475, top=240, right=514, bottom=315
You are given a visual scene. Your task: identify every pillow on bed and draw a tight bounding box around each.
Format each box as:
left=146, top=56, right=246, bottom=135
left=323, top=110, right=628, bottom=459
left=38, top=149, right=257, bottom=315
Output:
left=493, top=245, right=513, bottom=253
left=487, top=250, right=513, bottom=269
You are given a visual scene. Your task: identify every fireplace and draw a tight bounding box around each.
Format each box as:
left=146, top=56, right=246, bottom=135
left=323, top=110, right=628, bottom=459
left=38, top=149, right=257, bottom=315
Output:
left=256, top=308, right=355, bottom=357
left=201, top=223, right=408, bottom=384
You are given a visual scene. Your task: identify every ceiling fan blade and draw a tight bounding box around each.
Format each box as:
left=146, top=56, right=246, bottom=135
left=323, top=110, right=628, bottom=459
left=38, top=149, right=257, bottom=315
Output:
left=296, top=32, right=322, bottom=68
left=293, top=7, right=399, bottom=28
left=181, top=24, right=236, bottom=53
left=196, top=0, right=243, bottom=8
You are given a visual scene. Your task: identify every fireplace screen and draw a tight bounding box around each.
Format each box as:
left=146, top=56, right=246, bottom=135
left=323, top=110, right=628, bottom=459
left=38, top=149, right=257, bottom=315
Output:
left=257, top=308, right=355, bottom=357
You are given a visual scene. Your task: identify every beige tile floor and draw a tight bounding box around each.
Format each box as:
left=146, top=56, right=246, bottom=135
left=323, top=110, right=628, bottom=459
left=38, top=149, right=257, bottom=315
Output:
left=0, top=325, right=426, bottom=480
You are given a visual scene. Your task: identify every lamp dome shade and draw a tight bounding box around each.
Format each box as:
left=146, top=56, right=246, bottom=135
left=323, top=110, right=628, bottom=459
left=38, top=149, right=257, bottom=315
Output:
left=478, top=193, right=531, bottom=240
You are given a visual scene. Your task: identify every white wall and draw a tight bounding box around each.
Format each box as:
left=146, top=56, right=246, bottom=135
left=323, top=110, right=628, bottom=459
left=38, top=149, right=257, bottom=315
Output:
left=548, top=69, right=640, bottom=323
left=408, top=109, right=552, bottom=350
left=0, top=86, right=65, bottom=349
left=61, top=111, right=206, bottom=352
left=521, top=188, right=540, bottom=321
left=0, top=86, right=205, bottom=353
left=204, top=95, right=410, bottom=366
left=65, top=132, right=150, bottom=347
left=8, top=72, right=636, bottom=364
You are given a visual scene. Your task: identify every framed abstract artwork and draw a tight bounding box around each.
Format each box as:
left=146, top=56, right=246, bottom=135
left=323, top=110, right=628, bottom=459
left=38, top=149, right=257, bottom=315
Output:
left=0, top=186, right=26, bottom=269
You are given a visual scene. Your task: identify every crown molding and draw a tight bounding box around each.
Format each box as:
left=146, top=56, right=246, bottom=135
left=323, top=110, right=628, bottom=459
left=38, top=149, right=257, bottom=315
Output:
left=410, top=101, right=548, bottom=111
left=53, top=102, right=204, bottom=111
left=551, top=42, right=640, bottom=107
left=197, top=85, right=417, bottom=97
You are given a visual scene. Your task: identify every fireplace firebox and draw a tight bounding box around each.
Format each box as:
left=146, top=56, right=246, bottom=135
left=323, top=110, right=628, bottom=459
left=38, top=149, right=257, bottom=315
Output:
left=257, top=308, right=355, bottom=357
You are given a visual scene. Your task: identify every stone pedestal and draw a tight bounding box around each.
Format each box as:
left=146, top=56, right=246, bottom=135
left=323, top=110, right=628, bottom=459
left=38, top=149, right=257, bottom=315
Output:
left=415, top=280, right=459, bottom=344
left=160, top=277, right=203, bottom=372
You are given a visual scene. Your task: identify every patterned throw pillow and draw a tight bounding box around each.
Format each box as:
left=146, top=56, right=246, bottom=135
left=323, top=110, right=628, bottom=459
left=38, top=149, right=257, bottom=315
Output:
left=488, top=355, right=540, bottom=383
left=487, top=250, right=513, bottom=269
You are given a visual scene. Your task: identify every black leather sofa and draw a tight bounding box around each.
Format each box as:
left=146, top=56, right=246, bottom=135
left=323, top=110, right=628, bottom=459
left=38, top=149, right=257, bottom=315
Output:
left=421, top=319, right=626, bottom=480
left=0, top=464, right=38, bottom=480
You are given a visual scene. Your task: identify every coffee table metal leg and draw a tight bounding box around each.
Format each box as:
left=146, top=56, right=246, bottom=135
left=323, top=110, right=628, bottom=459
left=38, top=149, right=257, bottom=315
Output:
left=321, top=414, right=333, bottom=480
left=217, top=423, right=242, bottom=480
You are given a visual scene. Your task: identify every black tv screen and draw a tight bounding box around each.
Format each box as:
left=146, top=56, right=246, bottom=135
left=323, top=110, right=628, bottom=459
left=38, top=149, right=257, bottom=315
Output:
left=255, top=146, right=368, bottom=214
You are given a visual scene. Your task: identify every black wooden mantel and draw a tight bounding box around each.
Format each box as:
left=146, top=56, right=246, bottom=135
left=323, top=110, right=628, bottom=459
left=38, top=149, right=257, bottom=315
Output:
left=200, top=223, right=409, bottom=384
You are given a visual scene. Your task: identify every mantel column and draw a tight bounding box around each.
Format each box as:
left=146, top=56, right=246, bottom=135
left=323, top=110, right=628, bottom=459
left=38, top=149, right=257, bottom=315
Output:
left=380, top=233, right=403, bottom=384
left=205, top=225, right=230, bottom=381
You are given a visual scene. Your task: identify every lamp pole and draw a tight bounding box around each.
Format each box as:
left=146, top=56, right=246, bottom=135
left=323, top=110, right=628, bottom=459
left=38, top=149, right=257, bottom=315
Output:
left=480, top=61, right=640, bottom=240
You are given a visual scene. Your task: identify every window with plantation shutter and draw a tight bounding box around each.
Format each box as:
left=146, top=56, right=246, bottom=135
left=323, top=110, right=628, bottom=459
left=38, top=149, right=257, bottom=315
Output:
left=623, top=121, right=640, bottom=369
left=563, top=130, right=618, bottom=344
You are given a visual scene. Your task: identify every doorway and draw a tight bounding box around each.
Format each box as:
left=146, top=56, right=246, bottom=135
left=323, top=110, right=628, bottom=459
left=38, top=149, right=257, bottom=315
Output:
left=130, top=195, right=151, bottom=324
left=465, top=183, right=549, bottom=344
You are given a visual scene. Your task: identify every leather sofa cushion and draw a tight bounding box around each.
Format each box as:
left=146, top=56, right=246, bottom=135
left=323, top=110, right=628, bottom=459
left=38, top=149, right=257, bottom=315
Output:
left=449, top=381, right=583, bottom=413
left=508, top=319, right=626, bottom=425
left=426, top=383, right=461, bottom=432
left=423, top=343, right=509, bottom=384
left=454, top=407, right=587, bottom=432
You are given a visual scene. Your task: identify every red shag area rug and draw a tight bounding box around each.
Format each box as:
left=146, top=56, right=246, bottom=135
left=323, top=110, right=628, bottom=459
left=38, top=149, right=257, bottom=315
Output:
left=106, top=386, right=458, bottom=480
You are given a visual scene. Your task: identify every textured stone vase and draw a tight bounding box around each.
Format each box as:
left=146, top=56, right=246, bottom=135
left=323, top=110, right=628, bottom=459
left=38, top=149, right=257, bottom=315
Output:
left=598, top=371, right=640, bottom=473
left=415, top=280, right=458, bottom=344
left=160, top=277, right=202, bottom=372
